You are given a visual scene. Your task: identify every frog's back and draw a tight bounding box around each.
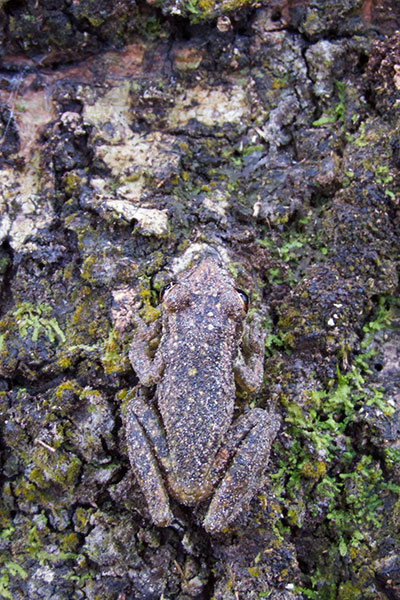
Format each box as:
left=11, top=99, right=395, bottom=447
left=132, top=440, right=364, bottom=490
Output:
left=158, top=257, right=245, bottom=503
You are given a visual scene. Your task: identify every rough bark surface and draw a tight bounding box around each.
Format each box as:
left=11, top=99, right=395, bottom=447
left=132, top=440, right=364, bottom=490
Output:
left=0, top=1, right=399, bottom=599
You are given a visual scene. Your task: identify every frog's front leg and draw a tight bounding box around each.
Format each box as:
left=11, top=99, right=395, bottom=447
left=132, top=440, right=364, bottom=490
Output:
left=234, top=313, right=267, bottom=392
left=125, top=387, right=173, bottom=527
left=203, top=408, right=281, bottom=534
left=129, top=316, right=164, bottom=386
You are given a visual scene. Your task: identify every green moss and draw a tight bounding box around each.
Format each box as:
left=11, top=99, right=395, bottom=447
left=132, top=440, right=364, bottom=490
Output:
left=13, top=479, right=43, bottom=505
left=138, top=15, right=163, bottom=38
left=0, top=561, right=28, bottom=600
left=247, top=566, right=260, bottom=578
left=36, top=449, right=81, bottom=487
left=271, top=296, right=400, bottom=598
left=383, top=447, right=400, bottom=472
left=272, top=77, right=288, bottom=90
left=84, top=14, right=104, bottom=28
left=337, top=581, right=363, bottom=600
left=26, top=517, right=47, bottom=554
left=287, top=507, right=300, bottom=526
left=197, top=0, right=252, bottom=18
left=12, top=446, right=82, bottom=509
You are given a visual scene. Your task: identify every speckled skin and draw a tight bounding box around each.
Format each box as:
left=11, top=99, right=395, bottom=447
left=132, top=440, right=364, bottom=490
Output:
left=127, top=256, right=280, bottom=533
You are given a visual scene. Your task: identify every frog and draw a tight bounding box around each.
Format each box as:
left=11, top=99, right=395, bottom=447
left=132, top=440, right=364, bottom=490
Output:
left=126, top=252, right=280, bottom=533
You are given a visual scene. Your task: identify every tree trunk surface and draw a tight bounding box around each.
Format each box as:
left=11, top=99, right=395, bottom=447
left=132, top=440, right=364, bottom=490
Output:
left=0, top=1, right=399, bottom=598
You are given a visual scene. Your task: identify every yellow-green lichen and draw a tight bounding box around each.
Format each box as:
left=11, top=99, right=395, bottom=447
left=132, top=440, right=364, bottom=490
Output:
left=12, top=446, right=83, bottom=510
left=301, top=459, right=327, bottom=480
left=67, top=293, right=110, bottom=347
left=73, top=507, right=93, bottom=533
left=138, top=281, right=161, bottom=323
left=101, top=329, right=130, bottom=375
left=80, top=255, right=97, bottom=283
left=55, top=380, right=82, bottom=400
left=14, top=302, right=66, bottom=343
left=59, top=532, right=80, bottom=553
left=63, top=172, right=85, bottom=195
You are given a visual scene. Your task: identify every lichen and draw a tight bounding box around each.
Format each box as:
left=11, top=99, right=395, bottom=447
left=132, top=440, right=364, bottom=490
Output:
left=101, top=329, right=130, bottom=375
left=1, top=2, right=400, bottom=598
left=14, top=302, right=66, bottom=343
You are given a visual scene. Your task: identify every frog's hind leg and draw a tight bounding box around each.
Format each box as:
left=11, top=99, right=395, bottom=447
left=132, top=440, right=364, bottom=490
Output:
left=203, top=408, right=280, bottom=534
left=124, top=387, right=173, bottom=527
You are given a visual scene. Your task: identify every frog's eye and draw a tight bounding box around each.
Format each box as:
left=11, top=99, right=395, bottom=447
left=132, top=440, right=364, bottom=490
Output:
left=235, top=288, right=249, bottom=312
left=160, top=283, right=175, bottom=303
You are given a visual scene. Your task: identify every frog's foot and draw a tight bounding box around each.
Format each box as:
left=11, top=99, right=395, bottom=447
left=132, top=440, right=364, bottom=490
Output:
left=203, top=408, right=280, bottom=534
left=129, top=318, right=164, bottom=387
left=132, top=315, right=161, bottom=342
left=234, top=348, right=265, bottom=392
left=245, top=313, right=267, bottom=354
left=125, top=389, right=173, bottom=527
left=234, top=315, right=267, bottom=393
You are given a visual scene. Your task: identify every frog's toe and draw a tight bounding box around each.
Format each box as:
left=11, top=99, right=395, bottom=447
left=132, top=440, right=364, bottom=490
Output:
left=149, top=503, right=174, bottom=528
left=203, top=509, right=228, bottom=534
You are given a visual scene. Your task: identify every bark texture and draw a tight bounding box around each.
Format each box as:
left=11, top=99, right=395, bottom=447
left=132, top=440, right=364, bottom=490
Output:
left=0, top=1, right=400, bottom=598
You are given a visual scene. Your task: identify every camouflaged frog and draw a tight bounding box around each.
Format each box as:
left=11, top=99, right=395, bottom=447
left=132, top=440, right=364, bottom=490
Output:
left=126, top=254, right=280, bottom=533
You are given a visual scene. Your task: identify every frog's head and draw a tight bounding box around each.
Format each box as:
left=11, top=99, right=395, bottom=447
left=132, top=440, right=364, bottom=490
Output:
left=161, top=249, right=248, bottom=319
left=180, top=254, right=233, bottom=294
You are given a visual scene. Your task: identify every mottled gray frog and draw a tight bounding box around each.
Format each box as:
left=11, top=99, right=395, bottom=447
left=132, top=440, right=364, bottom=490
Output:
left=126, top=254, right=280, bottom=533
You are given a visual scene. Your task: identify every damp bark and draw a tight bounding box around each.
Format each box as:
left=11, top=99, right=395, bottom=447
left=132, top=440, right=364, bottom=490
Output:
left=0, top=1, right=400, bottom=599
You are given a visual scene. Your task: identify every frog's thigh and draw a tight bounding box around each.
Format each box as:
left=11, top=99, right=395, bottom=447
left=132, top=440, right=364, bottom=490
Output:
left=203, top=408, right=280, bottom=534
left=125, top=391, right=172, bottom=527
